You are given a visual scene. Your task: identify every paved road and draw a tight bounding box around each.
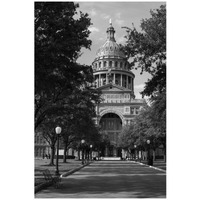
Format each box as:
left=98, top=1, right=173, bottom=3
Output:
left=35, top=161, right=166, bottom=198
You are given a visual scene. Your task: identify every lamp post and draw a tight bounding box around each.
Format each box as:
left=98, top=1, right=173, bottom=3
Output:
left=81, top=139, right=85, bottom=165
left=134, top=144, right=137, bottom=160
left=90, top=145, right=93, bottom=161
left=55, top=126, right=62, bottom=176
left=147, top=139, right=152, bottom=166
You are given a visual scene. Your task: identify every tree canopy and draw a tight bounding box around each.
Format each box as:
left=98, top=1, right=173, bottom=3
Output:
left=35, top=2, right=101, bottom=164
left=35, top=2, right=100, bottom=130
left=123, top=4, right=166, bottom=97
left=119, top=5, right=166, bottom=157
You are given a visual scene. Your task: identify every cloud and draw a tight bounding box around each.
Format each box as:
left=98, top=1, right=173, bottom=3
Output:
left=134, top=91, right=142, bottom=99
left=89, top=8, right=97, bottom=17
left=117, top=36, right=126, bottom=44
left=134, top=84, right=145, bottom=90
left=100, top=13, right=111, bottom=20
left=89, top=27, right=100, bottom=33
left=134, top=84, right=145, bottom=99
left=115, top=19, right=125, bottom=26
left=115, top=12, right=121, bottom=19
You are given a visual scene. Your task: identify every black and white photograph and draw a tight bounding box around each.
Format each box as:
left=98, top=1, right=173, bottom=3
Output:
left=34, top=1, right=166, bottom=198
left=2, top=0, right=200, bottom=199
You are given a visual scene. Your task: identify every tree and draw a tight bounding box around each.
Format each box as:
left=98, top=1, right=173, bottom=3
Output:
left=35, top=2, right=96, bottom=130
left=123, top=4, right=166, bottom=97
left=35, top=2, right=101, bottom=163
left=39, top=117, right=60, bottom=165
left=60, top=96, right=100, bottom=162
left=121, top=5, right=166, bottom=161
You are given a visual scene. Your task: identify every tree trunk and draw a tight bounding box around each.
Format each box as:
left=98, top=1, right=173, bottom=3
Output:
left=63, top=143, right=67, bottom=163
left=98, top=149, right=100, bottom=160
left=163, top=143, right=166, bottom=162
left=49, top=146, right=55, bottom=165
left=78, top=149, right=80, bottom=160
left=164, top=148, right=166, bottom=162
left=153, top=149, right=156, bottom=161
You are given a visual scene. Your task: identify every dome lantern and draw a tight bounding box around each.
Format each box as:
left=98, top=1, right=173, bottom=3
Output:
left=106, top=19, right=116, bottom=42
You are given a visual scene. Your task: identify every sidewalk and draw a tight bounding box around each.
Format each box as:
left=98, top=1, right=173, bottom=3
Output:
left=139, top=159, right=166, bottom=171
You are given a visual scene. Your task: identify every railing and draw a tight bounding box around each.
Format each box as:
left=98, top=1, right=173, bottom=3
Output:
left=101, top=99, right=144, bottom=104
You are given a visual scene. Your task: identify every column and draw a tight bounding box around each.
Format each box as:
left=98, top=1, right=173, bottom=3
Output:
left=131, top=78, right=133, bottom=91
left=121, top=74, right=122, bottom=87
left=114, top=73, right=116, bottom=84
left=126, top=75, right=128, bottom=89
left=132, top=77, right=134, bottom=91
left=99, top=74, right=101, bottom=87
left=106, top=73, right=108, bottom=84
left=97, top=77, right=99, bottom=88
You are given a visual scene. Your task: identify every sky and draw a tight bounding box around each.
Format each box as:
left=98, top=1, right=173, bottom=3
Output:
left=75, top=1, right=165, bottom=99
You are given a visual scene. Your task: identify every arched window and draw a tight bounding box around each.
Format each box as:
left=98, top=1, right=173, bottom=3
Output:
left=109, top=61, right=112, bottom=67
left=104, top=61, right=107, bottom=68
left=120, top=62, right=123, bottom=69
left=124, top=62, right=126, bottom=68
left=115, top=61, right=118, bottom=68
left=99, top=62, right=101, bottom=68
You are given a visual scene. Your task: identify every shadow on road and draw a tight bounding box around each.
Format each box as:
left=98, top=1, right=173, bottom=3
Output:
left=37, top=162, right=166, bottom=198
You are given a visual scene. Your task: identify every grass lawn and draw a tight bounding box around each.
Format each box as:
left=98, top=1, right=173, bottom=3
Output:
left=35, top=158, right=82, bottom=186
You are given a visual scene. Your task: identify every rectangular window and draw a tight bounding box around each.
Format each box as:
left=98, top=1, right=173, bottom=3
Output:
left=130, top=107, right=134, bottom=114
left=124, top=107, right=130, bottom=114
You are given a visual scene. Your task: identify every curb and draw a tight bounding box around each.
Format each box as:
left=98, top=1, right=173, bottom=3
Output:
left=61, top=162, right=91, bottom=177
left=129, top=160, right=166, bottom=173
left=35, top=162, right=92, bottom=194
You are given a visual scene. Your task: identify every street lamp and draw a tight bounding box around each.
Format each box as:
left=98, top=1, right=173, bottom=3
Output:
left=134, top=144, right=137, bottom=160
left=55, top=126, right=62, bottom=176
left=81, top=139, right=85, bottom=165
left=146, top=139, right=152, bottom=166
left=90, top=144, right=93, bottom=161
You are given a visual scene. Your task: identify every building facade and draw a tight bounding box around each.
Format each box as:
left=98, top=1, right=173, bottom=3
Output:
left=92, top=22, right=144, bottom=158
left=34, top=22, right=164, bottom=160
left=35, top=132, right=50, bottom=158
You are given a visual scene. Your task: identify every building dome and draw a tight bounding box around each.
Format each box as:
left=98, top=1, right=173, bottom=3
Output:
left=94, top=21, right=126, bottom=60
left=92, top=21, right=135, bottom=91
left=95, top=40, right=126, bottom=59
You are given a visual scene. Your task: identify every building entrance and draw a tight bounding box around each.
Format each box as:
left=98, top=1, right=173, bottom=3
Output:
left=99, top=113, right=122, bottom=157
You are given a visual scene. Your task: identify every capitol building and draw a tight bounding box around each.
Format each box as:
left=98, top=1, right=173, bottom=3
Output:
left=35, top=21, right=148, bottom=159
left=92, top=21, right=144, bottom=158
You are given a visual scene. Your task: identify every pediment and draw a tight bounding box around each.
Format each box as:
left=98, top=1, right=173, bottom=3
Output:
left=98, top=83, right=132, bottom=92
